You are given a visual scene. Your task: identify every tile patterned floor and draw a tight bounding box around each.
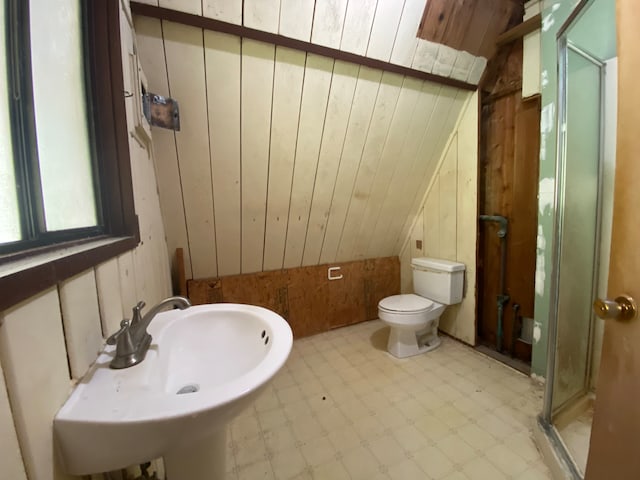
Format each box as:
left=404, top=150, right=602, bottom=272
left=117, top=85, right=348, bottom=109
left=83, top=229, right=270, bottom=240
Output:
left=225, top=320, right=551, bottom=480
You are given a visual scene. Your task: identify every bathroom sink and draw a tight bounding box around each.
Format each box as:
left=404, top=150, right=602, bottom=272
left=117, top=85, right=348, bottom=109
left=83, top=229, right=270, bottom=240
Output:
left=54, top=303, right=293, bottom=476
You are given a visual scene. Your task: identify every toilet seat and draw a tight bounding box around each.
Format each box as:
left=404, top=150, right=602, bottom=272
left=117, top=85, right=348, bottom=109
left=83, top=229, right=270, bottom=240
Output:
left=378, top=294, right=435, bottom=314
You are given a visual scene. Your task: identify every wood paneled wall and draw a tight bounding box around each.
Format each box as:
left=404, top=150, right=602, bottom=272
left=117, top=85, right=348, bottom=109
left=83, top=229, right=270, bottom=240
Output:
left=133, top=0, right=488, bottom=84
left=400, top=92, right=478, bottom=346
left=188, top=256, right=399, bottom=338
left=134, top=16, right=470, bottom=280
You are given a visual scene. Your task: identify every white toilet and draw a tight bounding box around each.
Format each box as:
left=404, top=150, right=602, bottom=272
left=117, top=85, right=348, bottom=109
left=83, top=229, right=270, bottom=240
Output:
left=378, top=257, right=465, bottom=358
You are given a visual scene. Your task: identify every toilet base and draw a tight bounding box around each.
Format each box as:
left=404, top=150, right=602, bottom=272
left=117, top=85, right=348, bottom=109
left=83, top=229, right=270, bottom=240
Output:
left=387, top=327, right=441, bottom=359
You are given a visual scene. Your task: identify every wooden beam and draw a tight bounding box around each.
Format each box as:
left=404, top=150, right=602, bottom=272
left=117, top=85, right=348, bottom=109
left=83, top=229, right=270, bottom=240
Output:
left=496, top=13, right=542, bottom=47
left=129, top=2, right=477, bottom=91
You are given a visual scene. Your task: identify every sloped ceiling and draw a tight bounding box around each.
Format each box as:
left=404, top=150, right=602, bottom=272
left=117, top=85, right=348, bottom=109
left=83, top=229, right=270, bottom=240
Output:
left=134, top=16, right=469, bottom=279
left=418, top=0, right=524, bottom=59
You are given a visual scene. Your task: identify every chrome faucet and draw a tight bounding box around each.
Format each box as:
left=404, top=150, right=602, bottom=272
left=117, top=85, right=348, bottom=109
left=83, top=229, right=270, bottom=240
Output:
left=106, top=296, right=191, bottom=369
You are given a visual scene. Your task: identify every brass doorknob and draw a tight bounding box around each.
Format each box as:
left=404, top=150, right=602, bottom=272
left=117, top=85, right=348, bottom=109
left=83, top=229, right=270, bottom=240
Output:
left=593, top=295, right=637, bottom=321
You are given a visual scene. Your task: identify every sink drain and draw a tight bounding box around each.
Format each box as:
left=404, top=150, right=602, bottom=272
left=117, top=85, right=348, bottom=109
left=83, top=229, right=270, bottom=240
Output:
left=176, top=384, right=200, bottom=395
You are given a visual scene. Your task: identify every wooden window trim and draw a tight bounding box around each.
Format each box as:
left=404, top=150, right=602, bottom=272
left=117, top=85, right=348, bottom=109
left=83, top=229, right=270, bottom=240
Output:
left=0, top=0, right=140, bottom=312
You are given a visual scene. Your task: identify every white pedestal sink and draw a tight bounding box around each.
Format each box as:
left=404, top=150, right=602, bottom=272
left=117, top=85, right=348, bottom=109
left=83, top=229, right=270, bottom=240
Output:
left=54, top=304, right=293, bottom=478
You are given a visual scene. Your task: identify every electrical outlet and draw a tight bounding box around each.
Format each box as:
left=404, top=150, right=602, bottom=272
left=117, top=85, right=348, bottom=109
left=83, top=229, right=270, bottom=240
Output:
left=416, top=240, right=423, bottom=250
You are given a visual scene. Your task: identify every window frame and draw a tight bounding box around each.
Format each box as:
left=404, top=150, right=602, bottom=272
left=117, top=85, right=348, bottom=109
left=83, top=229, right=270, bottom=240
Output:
left=0, top=0, right=140, bottom=311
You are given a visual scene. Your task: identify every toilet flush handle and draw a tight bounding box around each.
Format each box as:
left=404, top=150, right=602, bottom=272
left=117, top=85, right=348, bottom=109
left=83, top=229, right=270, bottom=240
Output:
left=328, top=267, right=343, bottom=280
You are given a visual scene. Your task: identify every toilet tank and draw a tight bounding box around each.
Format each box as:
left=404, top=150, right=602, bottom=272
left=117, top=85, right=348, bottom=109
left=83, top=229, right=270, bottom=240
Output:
left=411, top=257, right=465, bottom=305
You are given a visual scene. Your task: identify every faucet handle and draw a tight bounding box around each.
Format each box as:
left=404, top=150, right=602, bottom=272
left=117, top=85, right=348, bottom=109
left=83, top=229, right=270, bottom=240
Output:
left=131, top=301, right=146, bottom=324
left=106, top=319, right=131, bottom=345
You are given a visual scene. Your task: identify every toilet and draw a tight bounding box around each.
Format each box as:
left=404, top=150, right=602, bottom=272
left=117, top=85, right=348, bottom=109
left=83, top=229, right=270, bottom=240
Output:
left=378, top=257, right=465, bottom=358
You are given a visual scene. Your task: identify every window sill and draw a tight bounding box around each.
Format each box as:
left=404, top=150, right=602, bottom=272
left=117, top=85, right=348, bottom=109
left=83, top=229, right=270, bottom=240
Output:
left=0, top=236, right=138, bottom=312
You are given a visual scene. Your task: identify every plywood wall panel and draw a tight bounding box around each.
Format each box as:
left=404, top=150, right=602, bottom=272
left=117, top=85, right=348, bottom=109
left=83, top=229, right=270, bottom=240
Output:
left=302, top=61, right=359, bottom=266
left=366, top=0, right=406, bottom=62
left=243, top=0, right=281, bottom=33
left=136, top=22, right=471, bottom=278
left=203, top=0, right=242, bottom=24
left=368, top=81, right=440, bottom=257
left=354, top=77, right=423, bottom=259
left=164, top=21, right=217, bottom=278
left=0, top=288, right=72, bottom=480
left=311, top=0, right=349, bottom=49
left=134, top=17, right=193, bottom=279
left=95, top=258, right=124, bottom=337
left=318, top=66, right=382, bottom=264
left=279, top=0, right=314, bottom=41
left=58, top=271, right=103, bottom=379
left=0, top=356, right=27, bottom=480
left=390, top=0, right=426, bottom=67
left=283, top=54, right=334, bottom=268
left=438, top=134, right=458, bottom=260
left=337, top=72, right=403, bottom=262
left=159, top=0, right=200, bottom=16
left=240, top=39, right=275, bottom=273
left=393, top=90, right=467, bottom=252
left=263, top=47, right=306, bottom=271
left=340, top=0, right=378, bottom=56
left=204, top=31, right=242, bottom=276
left=118, top=251, right=139, bottom=318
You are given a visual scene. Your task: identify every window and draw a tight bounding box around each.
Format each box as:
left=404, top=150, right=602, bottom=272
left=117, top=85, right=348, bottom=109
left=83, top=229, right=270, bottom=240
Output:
left=0, top=0, right=139, bottom=310
left=1, top=0, right=102, bottom=252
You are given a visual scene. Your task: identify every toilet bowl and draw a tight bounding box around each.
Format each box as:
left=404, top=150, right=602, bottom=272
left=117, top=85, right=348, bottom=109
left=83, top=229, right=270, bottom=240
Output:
left=378, top=257, right=465, bottom=359
left=378, top=294, right=445, bottom=358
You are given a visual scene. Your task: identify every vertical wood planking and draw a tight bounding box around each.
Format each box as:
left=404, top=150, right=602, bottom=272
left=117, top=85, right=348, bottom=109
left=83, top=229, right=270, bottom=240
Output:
left=393, top=90, right=467, bottom=252
left=438, top=135, right=458, bottom=260
left=366, top=0, right=406, bottom=62
left=423, top=179, right=440, bottom=257
left=164, top=21, right=217, bottom=278
left=204, top=31, right=242, bottom=276
left=319, top=67, right=382, bottom=264
left=58, top=271, right=103, bottom=379
left=303, top=60, right=359, bottom=266
left=283, top=54, right=334, bottom=268
left=134, top=17, right=193, bottom=278
left=0, top=356, right=27, bottom=480
left=203, top=0, right=242, bottom=24
left=368, top=81, right=440, bottom=257
left=241, top=39, right=275, bottom=273
left=390, top=0, right=426, bottom=67
left=117, top=251, right=138, bottom=317
left=95, top=258, right=124, bottom=337
left=353, top=76, right=423, bottom=258
left=0, top=289, right=72, bottom=480
left=279, top=0, right=314, bottom=41
left=336, top=71, right=403, bottom=262
left=311, top=0, right=349, bottom=49
left=244, top=0, right=281, bottom=34
left=263, top=47, right=306, bottom=271
left=158, top=0, right=201, bottom=16
left=339, top=0, right=378, bottom=56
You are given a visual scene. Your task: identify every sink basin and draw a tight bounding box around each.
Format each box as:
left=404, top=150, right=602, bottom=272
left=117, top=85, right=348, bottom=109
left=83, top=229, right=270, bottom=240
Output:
left=54, top=303, right=293, bottom=476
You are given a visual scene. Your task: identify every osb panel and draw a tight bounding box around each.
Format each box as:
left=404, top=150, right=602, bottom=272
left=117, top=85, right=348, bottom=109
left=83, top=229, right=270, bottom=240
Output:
left=186, top=257, right=400, bottom=338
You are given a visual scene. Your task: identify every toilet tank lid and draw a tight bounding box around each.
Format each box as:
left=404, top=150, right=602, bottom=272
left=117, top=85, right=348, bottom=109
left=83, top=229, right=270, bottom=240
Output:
left=411, top=257, right=465, bottom=272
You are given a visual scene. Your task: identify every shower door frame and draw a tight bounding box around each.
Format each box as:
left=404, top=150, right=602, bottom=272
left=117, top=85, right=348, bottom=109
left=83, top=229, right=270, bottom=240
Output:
left=538, top=0, right=608, bottom=477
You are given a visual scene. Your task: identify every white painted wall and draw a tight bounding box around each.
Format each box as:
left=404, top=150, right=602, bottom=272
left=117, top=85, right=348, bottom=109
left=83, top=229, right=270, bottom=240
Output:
left=135, top=17, right=470, bottom=277
left=0, top=2, right=172, bottom=478
left=135, top=0, right=487, bottom=84
left=399, top=92, right=478, bottom=345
